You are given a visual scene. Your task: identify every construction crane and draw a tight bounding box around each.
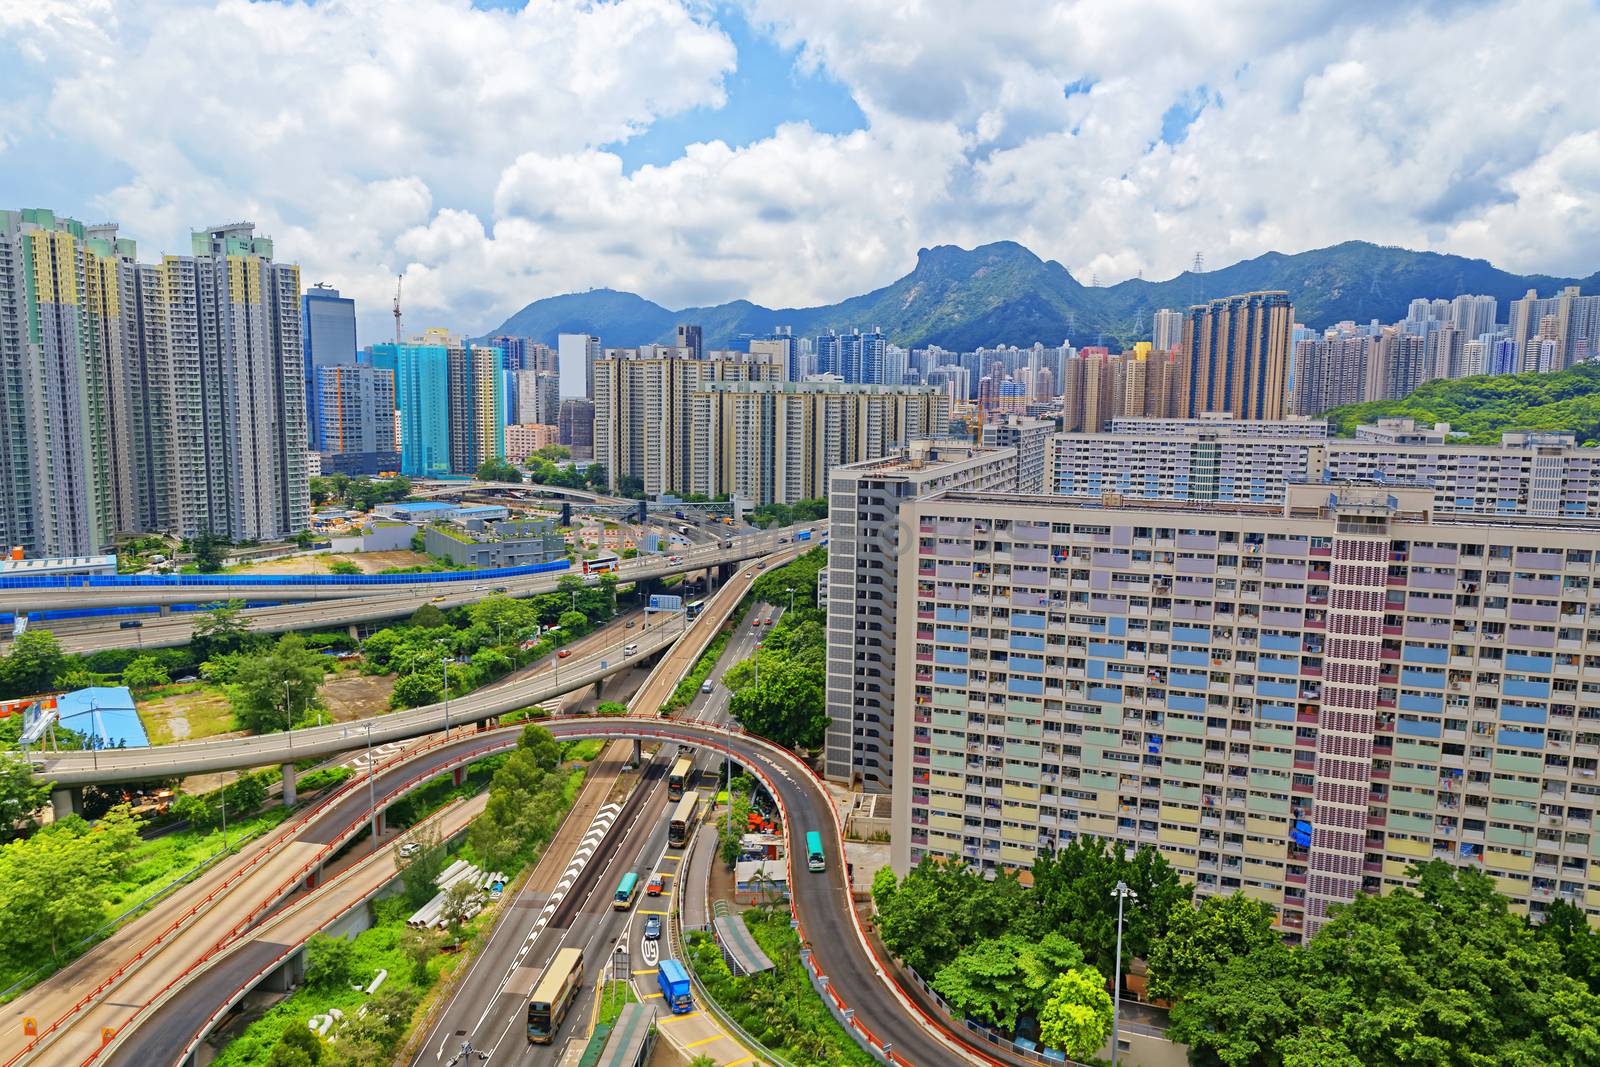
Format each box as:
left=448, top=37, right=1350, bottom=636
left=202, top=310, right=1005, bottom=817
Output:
left=392, top=274, right=403, bottom=344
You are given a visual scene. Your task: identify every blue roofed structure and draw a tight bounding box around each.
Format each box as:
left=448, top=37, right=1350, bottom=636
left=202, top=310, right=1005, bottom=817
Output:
left=55, top=686, right=150, bottom=749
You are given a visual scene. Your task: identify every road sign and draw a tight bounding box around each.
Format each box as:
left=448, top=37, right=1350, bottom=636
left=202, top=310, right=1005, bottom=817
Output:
left=648, top=594, right=682, bottom=612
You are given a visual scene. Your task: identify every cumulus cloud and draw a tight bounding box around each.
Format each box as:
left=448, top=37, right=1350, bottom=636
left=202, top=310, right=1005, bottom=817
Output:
left=2, top=0, right=1596, bottom=340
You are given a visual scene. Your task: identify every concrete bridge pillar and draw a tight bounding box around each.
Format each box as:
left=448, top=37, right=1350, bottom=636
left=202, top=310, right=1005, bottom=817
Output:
left=281, top=763, right=297, bottom=807
left=717, top=562, right=738, bottom=585
left=631, top=739, right=643, bottom=766
left=51, top=786, right=83, bottom=821
left=348, top=623, right=360, bottom=643
left=452, top=765, right=465, bottom=786
left=264, top=947, right=305, bottom=992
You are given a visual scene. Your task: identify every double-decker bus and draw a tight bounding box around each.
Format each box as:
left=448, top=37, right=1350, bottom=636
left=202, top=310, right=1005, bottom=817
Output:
left=668, top=790, right=700, bottom=847
left=685, top=600, right=705, bottom=621
left=527, top=946, right=585, bottom=1043
left=805, top=831, right=826, bottom=873
left=667, top=756, right=694, bottom=800
left=613, top=872, right=640, bottom=910
left=583, top=552, right=620, bottom=575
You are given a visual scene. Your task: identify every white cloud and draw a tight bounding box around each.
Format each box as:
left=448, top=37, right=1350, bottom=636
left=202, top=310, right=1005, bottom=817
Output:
left=2, top=0, right=1597, bottom=340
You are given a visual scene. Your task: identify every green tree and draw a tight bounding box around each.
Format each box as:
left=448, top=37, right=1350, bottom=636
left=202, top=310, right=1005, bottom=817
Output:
left=408, top=602, right=447, bottom=629
left=226, top=771, right=270, bottom=814
left=397, top=823, right=448, bottom=907
left=476, top=459, right=523, bottom=483
left=1146, top=891, right=1280, bottom=1003
left=0, top=629, right=67, bottom=698
left=933, top=932, right=1086, bottom=1032
left=229, top=633, right=326, bottom=733
left=308, top=476, right=335, bottom=506
left=1037, top=967, right=1113, bottom=1061
left=120, top=655, right=170, bottom=692
left=1029, top=837, right=1190, bottom=979
left=290, top=529, right=317, bottom=550
left=595, top=700, right=629, bottom=717
left=54, top=666, right=96, bottom=691
left=169, top=791, right=218, bottom=832
left=583, top=463, right=607, bottom=488
left=728, top=656, right=826, bottom=749
left=519, top=724, right=561, bottom=771
left=328, top=557, right=360, bottom=576
left=390, top=671, right=442, bottom=709
left=266, top=1022, right=323, bottom=1067
left=1540, top=898, right=1600, bottom=993
left=440, top=878, right=479, bottom=937
left=403, top=926, right=444, bottom=984
left=192, top=599, right=254, bottom=659
left=304, top=932, right=357, bottom=989
left=1169, top=862, right=1600, bottom=1067
left=191, top=529, right=231, bottom=572
left=0, top=751, right=50, bottom=834
left=0, top=805, right=141, bottom=958
left=557, top=609, right=590, bottom=638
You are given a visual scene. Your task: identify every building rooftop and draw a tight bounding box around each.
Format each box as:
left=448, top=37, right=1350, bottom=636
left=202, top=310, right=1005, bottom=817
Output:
left=0, top=554, right=118, bottom=574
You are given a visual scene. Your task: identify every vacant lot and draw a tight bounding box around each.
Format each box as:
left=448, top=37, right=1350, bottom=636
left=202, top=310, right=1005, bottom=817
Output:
left=139, top=683, right=240, bottom=745
left=223, top=550, right=434, bottom=576
left=321, top=672, right=397, bottom=721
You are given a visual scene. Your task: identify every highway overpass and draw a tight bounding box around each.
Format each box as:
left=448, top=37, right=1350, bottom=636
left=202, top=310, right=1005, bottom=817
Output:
left=0, top=525, right=814, bottom=611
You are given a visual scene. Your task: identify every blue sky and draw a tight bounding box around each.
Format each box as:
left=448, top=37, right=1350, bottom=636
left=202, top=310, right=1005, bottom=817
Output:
left=601, top=5, right=865, bottom=173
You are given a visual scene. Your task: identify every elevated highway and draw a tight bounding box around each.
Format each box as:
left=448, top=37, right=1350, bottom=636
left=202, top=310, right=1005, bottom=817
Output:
left=0, top=526, right=812, bottom=612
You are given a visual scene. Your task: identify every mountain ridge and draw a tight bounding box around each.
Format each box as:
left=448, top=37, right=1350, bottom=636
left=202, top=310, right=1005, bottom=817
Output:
left=489, top=240, right=1599, bottom=352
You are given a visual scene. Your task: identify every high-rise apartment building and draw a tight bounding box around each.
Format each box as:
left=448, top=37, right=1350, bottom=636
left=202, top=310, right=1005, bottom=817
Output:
left=1152, top=308, right=1185, bottom=354
left=1049, top=417, right=1600, bottom=519
left=981, top=414, right=1052, bottom=494
left=592, top=347, right=781, bottom=495
left=302, top=283, right=356, bottom=451
left=824, top=441, right=1020, bottom=791
left=505, top=423, right=561, bottom=463
left=558, top=398, right=595, bottom=461
left=1509, top=287, right=1600, bottom=371
left=370, top=331, right=451, bottom=478
left=749, top=329, right=799, bottom=381
left=890, top=481, right=1600, bottom=936
left=688, top=381, right=950, bottom=505
left=558, top=332, right=602, bottom=399
left=171, top=223, right=310, bottom=542
left=1293, top=328, right=1372, bottom=416
left=1180, top=291, right=1293, bottom=420
left=675, top=324, right=703, bottom=360
left=507, top=369, right=560, bottom=428
left=490, top=335, right=557, bottom=374
left=315, top=363, right=398, bottom=475
left=0, top=209, right=123, bottom=556
left=814, top=327, right=889, bottom=384
left=448, top=338, right=505, bottom=474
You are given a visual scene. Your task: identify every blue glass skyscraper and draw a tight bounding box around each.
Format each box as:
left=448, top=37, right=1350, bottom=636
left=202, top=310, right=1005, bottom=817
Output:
left=302, top=284, right=357, bottom=450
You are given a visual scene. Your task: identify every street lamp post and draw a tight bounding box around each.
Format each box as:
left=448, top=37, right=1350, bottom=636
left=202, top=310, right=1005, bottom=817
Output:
left=442, top=654, right=450, bottom=735
left=220, top=770, right=229, bottom=851
left=1110, top=880, right=1137, bottom=1067
left=284, top=680, right=293, bottom=744
left=366, top=720, right=378, bottom=841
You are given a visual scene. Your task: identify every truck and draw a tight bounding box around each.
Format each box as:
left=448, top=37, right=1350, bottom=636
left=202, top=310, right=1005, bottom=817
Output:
left=657, top=959, right=693, bottom=1014
left=796, top=529, right=812, bottom=541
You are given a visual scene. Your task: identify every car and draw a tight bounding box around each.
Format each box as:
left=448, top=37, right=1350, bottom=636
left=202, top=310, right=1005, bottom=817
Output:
left=493, top=586, right=508, bottom=593
left=778, top=536, right=789, bottom=543
left=646, top=874, right=664, bottom=896
left=625, top=620, right=635, bottom=628
left=756, top=561, right=766, bottom=570
left=623, top=643, right=639, bottom=657
left=431, top=595, right=446, bottom=603
left=558, top=649, right=572, bottom=659
left=119, top=620, right=143, bottom=630
left=643, top=916, right=662, bottom=941
left=701, top=680, right=714, bottom=694
left=399, top=841, right=421, bottom=858
left=668, top=555, right=683, bottom=564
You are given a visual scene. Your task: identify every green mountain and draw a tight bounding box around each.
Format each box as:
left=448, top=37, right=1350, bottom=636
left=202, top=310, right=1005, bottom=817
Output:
left=1323, top=363, right=1600, bottom=445
left=488, top=240, right=1598, bottom=351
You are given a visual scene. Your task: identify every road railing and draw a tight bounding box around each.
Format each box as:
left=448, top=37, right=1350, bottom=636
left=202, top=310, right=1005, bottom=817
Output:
left=93, top=793, right=489, bottom=1067
left=7, top=727, right=499, bottom=1065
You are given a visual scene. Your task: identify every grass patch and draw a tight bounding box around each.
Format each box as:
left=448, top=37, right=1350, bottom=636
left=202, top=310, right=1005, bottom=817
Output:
left=562, top=739, right=604, bottom=762
left=687, top=910, right=875, bottom=1066
left=594, top=979, right=637, bottom=1029
left=661, top=629, right=731, bottom=714
left=139, top=684, right=236, bottom=745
